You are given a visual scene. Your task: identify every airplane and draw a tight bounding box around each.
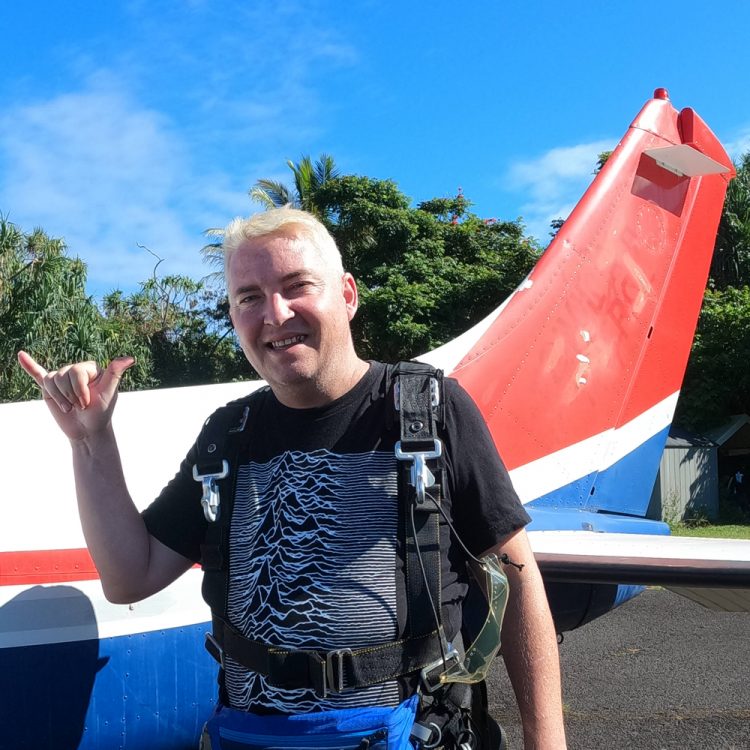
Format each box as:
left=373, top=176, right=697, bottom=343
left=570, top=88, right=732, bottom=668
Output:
left=2, top=88, right=750, bottom=749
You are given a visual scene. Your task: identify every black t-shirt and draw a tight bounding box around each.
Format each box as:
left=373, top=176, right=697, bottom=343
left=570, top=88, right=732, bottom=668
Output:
left=142, top=362, right=529, bottom=713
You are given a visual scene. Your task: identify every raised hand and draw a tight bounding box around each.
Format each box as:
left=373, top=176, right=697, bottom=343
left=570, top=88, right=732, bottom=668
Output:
left=17, top=351, right=135, bottom=442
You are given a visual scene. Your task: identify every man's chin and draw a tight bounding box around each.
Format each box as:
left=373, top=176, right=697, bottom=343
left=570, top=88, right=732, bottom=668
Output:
left=262, top=361, right=317, bottom=389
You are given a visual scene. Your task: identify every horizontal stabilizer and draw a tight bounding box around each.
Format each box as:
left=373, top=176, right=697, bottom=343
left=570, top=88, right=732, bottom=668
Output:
left=666, top=587, right=750, bottom=612
left=529, top=531, right=750, bottom=612
left=643, top=145, right=731, bottom=177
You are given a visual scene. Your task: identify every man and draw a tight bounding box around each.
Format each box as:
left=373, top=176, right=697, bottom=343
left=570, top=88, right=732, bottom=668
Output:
left=19, top=207, right=566, bottom=748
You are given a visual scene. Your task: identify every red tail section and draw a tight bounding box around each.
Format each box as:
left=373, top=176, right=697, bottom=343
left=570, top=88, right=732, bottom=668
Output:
left=426, top=90, right=734, bottom=513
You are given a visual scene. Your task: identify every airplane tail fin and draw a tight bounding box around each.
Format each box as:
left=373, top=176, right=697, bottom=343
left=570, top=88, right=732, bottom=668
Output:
left=422, top=90, right=734, bottom=516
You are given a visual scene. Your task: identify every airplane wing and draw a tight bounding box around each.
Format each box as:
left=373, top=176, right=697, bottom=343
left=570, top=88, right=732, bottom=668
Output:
left=530, top=530, right=750, bottom=612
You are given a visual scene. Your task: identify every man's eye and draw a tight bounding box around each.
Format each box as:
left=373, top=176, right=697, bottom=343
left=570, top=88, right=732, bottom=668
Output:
left=289, top=281, right=311, bottom=293
left=238, top=294, right=260, bottom=306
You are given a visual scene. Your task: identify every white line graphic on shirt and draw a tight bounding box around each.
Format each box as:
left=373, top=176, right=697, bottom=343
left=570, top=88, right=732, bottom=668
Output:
left=223, top=449, right=401, bottom=712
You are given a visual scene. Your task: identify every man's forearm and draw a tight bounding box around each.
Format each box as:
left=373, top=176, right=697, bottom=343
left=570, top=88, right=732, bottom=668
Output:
left=71, top=425, right=163, bottom=603
left=501, top=566, right=567, bottom=748
left=490, top=529, right=567, bottom=749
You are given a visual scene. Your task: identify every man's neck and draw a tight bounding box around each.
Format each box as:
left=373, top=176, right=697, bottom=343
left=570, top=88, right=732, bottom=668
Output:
left=273, top=358, right=370, bottom=409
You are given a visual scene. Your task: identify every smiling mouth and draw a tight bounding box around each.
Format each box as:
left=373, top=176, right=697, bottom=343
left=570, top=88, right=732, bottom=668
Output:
left=268, top=335, right=307, bottom=350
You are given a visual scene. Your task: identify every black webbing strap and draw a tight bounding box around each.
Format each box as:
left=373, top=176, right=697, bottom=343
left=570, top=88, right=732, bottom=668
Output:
left=395, top=361, right=443, bottom=452
left=195, top=395, right=257, bottom=614
left=393, top=362, right=445, bottom=641
left=207, top=615, right=447, bottom=698
left=194, top=398, right=254, bottom=479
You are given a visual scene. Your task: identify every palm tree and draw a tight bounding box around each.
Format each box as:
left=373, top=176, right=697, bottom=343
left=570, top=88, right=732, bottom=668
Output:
left=249, top=154, right=339, bottom=215
left=201, top=154, right=340, bottom=285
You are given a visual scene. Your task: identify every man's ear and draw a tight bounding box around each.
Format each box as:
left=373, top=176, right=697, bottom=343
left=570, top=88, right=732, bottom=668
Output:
left=342, top=272, right=359, bottom=320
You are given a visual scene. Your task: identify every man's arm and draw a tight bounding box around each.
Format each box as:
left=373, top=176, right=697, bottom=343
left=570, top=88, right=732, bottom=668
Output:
left=485, top=526, right=567, bottom=750
left=18, top=351, right=193, bottom=603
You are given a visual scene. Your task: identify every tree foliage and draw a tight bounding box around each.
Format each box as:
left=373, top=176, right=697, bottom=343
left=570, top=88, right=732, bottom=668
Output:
left=201, top=154, right=342, bottom=287
left=677, top=286, right=750, bottom=430
left=709, top=153, right=750, bottom=289
left=314, top=179, right=540, bottom=360
left=0, top=218, right=246, bottom=403
left=675, top=153, right=750, bottom=430
left=0, top=218, right=153, bottom=401
left=250, top=154, right=340, bottom=216
left=102, top=274, right=246, bottom=388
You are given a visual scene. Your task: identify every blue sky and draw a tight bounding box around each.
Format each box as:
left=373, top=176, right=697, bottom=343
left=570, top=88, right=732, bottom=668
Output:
left=2, top=1, right=749, bottom=301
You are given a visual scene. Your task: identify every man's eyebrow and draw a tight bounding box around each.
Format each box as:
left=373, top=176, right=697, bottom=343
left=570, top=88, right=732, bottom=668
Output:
left=280, top=270, right=313, bottom=282
left=232, top=283, right=260, bottom=297
left=232, top=271, right=315, bottom=297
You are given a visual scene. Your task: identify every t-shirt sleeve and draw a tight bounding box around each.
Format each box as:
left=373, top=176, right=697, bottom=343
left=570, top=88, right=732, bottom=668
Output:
left=141, top=437, right=208, bottom=564
left=443, top=377, right=531, bottom=555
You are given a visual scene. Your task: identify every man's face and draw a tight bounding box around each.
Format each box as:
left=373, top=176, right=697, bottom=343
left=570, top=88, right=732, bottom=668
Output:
left=227, top=228, right=359, bottom=407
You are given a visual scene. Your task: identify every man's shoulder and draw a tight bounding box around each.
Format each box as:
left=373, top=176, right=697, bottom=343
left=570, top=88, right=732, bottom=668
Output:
left=202, top=386, right=271, bottom=435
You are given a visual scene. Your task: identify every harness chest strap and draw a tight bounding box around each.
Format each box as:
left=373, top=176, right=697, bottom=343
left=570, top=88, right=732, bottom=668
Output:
left=206, top=615, right=452, bottom=699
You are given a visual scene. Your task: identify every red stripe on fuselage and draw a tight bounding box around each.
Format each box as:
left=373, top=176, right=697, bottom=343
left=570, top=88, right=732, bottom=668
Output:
left=0, top=549, right=99, bottom=585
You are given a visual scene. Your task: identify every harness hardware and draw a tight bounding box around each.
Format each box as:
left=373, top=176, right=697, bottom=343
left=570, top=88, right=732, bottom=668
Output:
left=205, top=631, right=225, bottom=669
left=419, top=645, right=461, bottom=693
left=394, top=376, right=441, bottom=410
left=395, top=439, right=443, bottom=506
left=193, top=460, right=229, bottom=522
left=305, top=647, right=355, bottom=698
left=324, top=647, right=352, bottom=698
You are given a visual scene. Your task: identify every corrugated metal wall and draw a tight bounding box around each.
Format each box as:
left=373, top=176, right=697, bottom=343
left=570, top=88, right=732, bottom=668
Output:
left=650, top=445, right=719, bottom=521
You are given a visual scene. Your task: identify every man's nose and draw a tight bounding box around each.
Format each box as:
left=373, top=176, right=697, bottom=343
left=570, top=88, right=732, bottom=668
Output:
left=263, top=292, right=294, bottom=326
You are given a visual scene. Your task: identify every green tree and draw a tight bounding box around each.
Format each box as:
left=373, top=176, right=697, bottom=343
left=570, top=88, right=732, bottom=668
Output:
left=595, top=150, right=613, bottom=174
left=0, top=218, right=152, bottom=402
left=204, top=162, right=539, bottom=363
left=102, top=273, right=247, bottom=388
left=677, top=286, right=750, bottom=430
left=710, top=152, right=750, bottom=289
left=201, top=154, right=341, bottom=286
left=250, top=154, right=339, bottom=215
left=314, top=178, right=540, bottom=361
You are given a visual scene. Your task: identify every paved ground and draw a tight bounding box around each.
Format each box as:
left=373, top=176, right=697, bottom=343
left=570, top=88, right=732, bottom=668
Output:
left=486, top=587, right=750, bottom=749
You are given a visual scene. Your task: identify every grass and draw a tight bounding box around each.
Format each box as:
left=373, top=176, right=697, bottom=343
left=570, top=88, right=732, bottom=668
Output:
left=667, top=495, right=750, bottom=539
left=669, top=523, right=750, bottom=539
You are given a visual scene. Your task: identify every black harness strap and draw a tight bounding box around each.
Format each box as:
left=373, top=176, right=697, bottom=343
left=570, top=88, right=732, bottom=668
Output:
left=207, top=616, right=445, bottom=698
left=195, top=394, right=260, bottom=615
left=392, top=362, right=445, bottom=642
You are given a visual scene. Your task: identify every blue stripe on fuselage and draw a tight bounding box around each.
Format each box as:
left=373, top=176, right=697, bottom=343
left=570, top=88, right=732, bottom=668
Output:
left=526, top=424, right=670, bottom=517
left=1, top=623, right=216, bottom=750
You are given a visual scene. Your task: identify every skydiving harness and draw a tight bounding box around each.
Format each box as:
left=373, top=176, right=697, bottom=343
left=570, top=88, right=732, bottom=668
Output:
left=192, top=363, right=511, bottom=747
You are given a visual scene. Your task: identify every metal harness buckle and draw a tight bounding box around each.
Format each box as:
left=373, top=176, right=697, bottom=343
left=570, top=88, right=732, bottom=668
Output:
left=309, top=648, right=352, bottom=698
left=205, top=632, right=225, bottom=669
left=192, top=460, right=229, bottom=522
left=394, top=439, right=443, bottom=505
left=419, top=645, right=461, bottom=693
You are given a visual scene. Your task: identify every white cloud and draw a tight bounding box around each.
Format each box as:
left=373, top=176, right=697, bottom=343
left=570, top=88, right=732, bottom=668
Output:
left=0, top=75, right=250, bottom=297
left=505, top=139, right=615, bottom=242
left=725, top=128, right=750, bottom=161
left=0, top=6, right=360, bottom=300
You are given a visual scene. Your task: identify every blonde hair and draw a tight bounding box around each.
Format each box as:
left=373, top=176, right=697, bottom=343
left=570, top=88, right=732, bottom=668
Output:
left=222, top=207, right=343, bottom=284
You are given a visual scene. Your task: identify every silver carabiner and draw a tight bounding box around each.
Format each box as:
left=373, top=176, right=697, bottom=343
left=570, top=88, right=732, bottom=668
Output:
left=192, top=460, right=229, bottom=522
left=394, top=439, right=443, bottom=506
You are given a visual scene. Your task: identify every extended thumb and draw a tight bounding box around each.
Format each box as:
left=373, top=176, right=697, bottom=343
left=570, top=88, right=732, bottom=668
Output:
left=105, top=356, right=136, bottom=386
